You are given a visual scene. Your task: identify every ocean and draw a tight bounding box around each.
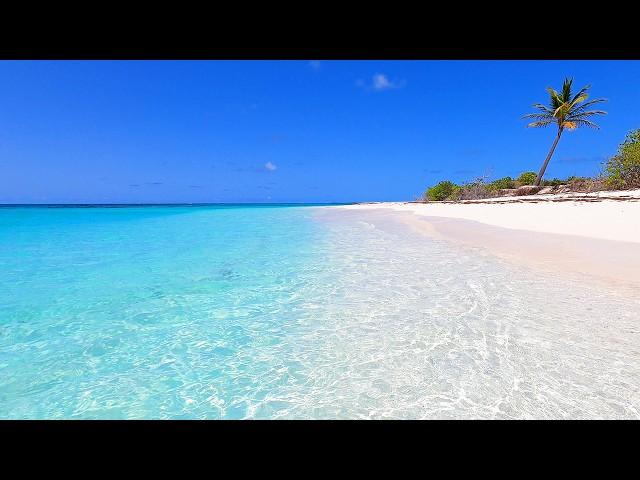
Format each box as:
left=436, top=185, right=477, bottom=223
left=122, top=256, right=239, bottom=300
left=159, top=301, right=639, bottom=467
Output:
left=1, top=204, right=639, bottom=418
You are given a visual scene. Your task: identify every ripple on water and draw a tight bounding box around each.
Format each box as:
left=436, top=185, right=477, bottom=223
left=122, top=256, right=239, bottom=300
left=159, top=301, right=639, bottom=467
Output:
left=1, top=206, right=639, bottom=418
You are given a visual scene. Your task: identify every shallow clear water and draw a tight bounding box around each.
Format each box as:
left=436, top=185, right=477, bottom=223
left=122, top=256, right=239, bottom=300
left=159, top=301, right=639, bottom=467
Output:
left=1, top=205, right=639, bottom=419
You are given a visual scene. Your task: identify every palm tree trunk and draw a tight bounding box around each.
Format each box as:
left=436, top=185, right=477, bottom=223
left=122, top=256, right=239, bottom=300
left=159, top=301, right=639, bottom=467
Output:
left=535, top=128, right=563, bottom=186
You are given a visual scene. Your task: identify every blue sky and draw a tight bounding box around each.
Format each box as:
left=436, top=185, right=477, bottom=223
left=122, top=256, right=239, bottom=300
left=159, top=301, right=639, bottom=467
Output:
left=1, top=60, right=639, bottom=203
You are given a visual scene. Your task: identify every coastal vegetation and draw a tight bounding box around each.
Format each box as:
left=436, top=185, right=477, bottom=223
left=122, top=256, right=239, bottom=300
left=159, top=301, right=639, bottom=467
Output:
left=423, top=79, right=640, bottom=202
left=425, top=181, right=460, bottom=201
left=423, top=140, right=640, bottom=200
left=516, top=171, right=537, bottom=185
left=425, top=174, right=557, bottom=201
left=604, top=128, right=640, bottom=189
left=422, top=168, right=634, bottom=201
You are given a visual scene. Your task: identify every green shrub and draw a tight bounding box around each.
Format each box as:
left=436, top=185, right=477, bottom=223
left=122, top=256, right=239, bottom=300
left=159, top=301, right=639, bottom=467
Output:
left=488, top=176, right=515, bottom=191
left=516, top=171, right=537, bottom=185
left=604, top=128, right=640, bottom=189
left=447, top=185, right=463, bottom=200
left=425, top=181, right=461, bottom=201
left=541, top=178, right=566, bottom=186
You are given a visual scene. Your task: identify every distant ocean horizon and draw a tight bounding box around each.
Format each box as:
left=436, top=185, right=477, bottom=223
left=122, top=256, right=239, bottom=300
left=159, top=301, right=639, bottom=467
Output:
left=2, top=204, right=639, bottom=419
left=0, top=202, right=354, bottom=208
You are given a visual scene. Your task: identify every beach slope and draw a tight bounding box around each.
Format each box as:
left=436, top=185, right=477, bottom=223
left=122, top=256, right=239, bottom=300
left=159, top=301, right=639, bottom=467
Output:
left=337, top=189, right=640, bottom=288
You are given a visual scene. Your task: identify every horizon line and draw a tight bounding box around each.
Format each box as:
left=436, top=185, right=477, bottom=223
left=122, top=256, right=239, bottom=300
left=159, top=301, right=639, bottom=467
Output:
left=0, top=202, right=357, bottom=207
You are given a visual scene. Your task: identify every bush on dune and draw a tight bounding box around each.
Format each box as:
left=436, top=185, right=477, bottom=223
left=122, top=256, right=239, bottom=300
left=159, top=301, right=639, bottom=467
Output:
left=567, top=176, right=605, bottom=192
left=604, top=128, right=640, bottom=189
left=541, top=178, right=566, bottom=186
left=488, top=176, right=515, bottom=191
left=424, top=181, right=461, bottom=201
left=459, top=177, right=492, bottom=200
left=516, top=171, right=537, bottom=185
left=425, top=174, right=534, bottom=202
left=424, top=173, right=598, bottom=201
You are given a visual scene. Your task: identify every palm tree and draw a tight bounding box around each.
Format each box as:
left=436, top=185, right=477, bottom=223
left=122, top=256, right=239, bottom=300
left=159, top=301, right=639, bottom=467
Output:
left=523, top=78, right=607, bottom=186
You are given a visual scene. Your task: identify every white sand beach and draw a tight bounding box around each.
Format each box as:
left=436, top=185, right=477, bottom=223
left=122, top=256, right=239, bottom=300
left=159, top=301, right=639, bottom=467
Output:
left=337, top=189, right=640, bottom=289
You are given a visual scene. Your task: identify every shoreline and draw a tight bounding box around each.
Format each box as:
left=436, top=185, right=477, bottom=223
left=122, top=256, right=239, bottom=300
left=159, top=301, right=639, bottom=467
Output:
left=331, top=193, right=640, bottom=290
left=344, top=189, right=640, bottom=243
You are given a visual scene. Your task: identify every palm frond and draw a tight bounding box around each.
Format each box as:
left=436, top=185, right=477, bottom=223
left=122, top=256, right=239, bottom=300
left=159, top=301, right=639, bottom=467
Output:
left=570, top=98, right=607, bottom=115
left=527, top=120, right=555, bottom=128
left=522, top=112, right=554, bottom=121
left=553, top=102, right=571, bottom=120
left=532, top=103, right=555, bottom=114
left=546, top=87, right=563, bottom=109
left=580, top=98, right=607, bottom=108
left=568, top=109, right=608, bottom=120
left=569, top=85, right=590, bottom=106
left=568, top=118, right=601, bottom=129
left=569, top=93, right=589, bottom=108
left=561, top=78, right=573, bottom=101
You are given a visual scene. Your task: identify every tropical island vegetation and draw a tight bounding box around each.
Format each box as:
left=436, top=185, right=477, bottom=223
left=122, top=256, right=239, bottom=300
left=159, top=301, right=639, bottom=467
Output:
left=424, top=78, right=640, bottom=202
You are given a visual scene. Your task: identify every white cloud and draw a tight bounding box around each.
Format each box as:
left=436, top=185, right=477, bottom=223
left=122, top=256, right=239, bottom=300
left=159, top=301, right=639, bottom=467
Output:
left=373, top=74, right=393, bottom=90
left=308, top=60, right=321, bottom=70
left=357, top=73, right=405, bottom=91
left=264, top=161, right=277, bottom=171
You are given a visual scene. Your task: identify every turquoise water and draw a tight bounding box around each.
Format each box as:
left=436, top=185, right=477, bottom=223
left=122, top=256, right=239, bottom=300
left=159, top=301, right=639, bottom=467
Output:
left=2, top=205, right=640, bottom=418
left=0, top=205, right=330, bottom=418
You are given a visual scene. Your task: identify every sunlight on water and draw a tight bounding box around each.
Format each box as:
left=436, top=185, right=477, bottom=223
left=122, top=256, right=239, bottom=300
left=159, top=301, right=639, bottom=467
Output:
left=1, top=205, right=639, bottom=419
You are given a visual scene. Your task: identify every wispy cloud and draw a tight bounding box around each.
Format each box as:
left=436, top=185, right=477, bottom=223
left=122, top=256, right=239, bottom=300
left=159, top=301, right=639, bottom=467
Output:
left=128, top=182, right=163, bottom=188
left=357, top=73, right=405, bottom=92
left=231, top=162, right=278, bottom=173
left=308, top=60, right=321, bottom=70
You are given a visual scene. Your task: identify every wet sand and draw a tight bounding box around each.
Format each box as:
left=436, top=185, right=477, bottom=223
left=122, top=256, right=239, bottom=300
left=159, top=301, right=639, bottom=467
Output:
left=329, top=205, right=640, bottom=291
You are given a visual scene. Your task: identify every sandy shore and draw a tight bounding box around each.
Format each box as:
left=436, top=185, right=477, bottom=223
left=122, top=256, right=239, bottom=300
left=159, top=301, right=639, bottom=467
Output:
left=336, top=190, right=640, bottom=289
